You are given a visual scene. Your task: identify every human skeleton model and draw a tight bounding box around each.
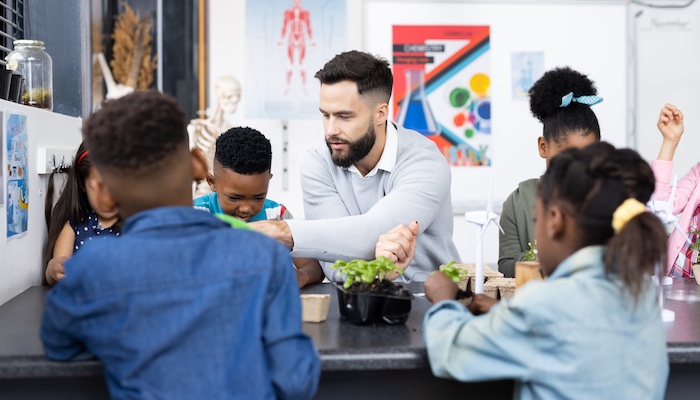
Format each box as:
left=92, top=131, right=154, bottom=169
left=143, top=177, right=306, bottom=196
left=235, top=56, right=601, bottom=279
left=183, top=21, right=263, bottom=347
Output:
left=278, top=0, right=314, bottom=95
left=187, top=75, right=241, bottom=196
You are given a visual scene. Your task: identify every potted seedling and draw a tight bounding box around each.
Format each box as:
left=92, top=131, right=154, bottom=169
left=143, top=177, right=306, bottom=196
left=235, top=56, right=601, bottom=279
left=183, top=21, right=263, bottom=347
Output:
left=688, top=230, right=700, bottom=285
left=439, top=261, right=474, bottom=305
left=331, top=256, right=413, bottom=325
left=515, top=240, right=544, bottom=289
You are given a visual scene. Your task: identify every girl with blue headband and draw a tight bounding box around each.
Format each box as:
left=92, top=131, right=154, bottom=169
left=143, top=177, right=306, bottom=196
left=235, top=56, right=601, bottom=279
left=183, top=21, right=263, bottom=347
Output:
left=498, top=66, right=603, bottom=277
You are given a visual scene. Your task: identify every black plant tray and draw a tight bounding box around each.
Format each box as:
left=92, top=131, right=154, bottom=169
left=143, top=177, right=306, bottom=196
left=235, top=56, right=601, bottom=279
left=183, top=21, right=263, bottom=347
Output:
left=334, top=282, right=413, bottom=325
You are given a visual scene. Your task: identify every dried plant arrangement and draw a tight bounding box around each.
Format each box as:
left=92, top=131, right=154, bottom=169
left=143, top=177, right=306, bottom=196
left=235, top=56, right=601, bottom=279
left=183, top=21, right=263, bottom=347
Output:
left=110, top=2, right=157, bottom=91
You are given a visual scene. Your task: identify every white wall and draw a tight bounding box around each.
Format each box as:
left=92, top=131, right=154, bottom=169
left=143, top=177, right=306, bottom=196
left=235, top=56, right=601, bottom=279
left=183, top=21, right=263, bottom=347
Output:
left=0, top=100, right=82, bottom=306
left=632, top=2, right=700, bottom=178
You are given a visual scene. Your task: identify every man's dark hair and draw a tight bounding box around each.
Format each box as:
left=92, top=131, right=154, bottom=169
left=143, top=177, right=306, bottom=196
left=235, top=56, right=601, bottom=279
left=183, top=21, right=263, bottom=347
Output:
left=82, top=90, right=187, bottom=175
left=314, top=50, right=393, bottom=103
left=215, top=126, right=272, bottom=175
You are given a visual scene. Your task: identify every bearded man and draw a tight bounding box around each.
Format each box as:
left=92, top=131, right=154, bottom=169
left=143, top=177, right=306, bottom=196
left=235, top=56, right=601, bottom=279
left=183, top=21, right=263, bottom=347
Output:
left=251, top=51, right=459, bottom=281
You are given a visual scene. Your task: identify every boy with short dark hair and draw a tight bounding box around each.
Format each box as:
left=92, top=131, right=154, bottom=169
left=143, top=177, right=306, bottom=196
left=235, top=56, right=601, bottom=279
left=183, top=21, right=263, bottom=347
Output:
left=195, top=126, right=324, bottom=287
left=41, top=90, right=320, bottom=400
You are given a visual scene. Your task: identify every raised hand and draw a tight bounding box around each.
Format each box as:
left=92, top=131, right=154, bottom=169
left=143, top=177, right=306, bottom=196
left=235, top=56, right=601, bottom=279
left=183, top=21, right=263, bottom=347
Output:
left=657, top=103, right=685, bottom=161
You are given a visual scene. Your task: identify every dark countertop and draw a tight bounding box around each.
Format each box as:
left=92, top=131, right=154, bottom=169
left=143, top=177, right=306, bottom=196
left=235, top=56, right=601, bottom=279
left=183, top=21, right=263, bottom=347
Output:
left=1, top=279, right=700, bottom=379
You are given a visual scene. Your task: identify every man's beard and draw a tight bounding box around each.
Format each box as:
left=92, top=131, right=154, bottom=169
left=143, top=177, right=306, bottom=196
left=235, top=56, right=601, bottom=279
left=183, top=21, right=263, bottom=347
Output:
left=326, top=121, right=376, bottom=168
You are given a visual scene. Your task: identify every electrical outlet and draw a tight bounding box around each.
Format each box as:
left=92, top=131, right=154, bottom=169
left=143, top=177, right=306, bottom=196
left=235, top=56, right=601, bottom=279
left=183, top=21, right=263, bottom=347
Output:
left=37, top=147, right=76, bottom=175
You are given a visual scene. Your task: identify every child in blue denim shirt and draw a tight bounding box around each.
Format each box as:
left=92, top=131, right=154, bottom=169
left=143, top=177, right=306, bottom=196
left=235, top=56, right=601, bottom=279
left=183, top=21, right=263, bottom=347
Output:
left=41, top=90, right=320, bottom=400
left=423, top=142, right=668, bottom=399
left=194, top=126, right=324, bottom=288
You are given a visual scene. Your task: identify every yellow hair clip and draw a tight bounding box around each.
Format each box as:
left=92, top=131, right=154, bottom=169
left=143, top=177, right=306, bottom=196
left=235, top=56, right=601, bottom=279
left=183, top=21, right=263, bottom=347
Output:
left=611, top=198, right=647, bottom=233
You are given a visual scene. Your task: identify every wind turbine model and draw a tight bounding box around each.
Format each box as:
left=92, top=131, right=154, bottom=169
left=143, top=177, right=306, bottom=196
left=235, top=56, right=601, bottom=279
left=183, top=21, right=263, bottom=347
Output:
left=464, top=192, right=504, bottom=294
left=646, top=174, right=682, bottom=322
left=648, top=174, right=690, bottom=245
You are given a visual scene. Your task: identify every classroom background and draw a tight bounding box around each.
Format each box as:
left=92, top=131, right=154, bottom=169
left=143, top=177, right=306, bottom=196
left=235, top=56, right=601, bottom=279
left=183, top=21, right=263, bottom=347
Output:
left=2, top=0, right=700, bottom=306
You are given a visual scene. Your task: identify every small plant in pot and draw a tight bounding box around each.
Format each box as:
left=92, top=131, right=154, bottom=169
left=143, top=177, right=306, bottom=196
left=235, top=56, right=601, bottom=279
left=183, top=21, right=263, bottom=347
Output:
left=439, top=261, right=473, bottom=306
left=331, top=256, right=413, bottom=325
left=516, top=241, right=544, bottom=289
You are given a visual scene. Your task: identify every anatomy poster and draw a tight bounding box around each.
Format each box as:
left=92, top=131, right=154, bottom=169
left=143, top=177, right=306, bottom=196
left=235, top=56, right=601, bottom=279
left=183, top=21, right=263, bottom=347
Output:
left=5, top=113, right=28, bottom=240
left=392, top=25, right=491, bottom=166
left=245, top=0, right=346, bottom=119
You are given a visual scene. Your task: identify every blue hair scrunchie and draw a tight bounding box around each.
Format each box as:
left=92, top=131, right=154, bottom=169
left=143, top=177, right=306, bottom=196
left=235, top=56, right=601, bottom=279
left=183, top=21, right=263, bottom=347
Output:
left=560, top=92, right=603, bottom=108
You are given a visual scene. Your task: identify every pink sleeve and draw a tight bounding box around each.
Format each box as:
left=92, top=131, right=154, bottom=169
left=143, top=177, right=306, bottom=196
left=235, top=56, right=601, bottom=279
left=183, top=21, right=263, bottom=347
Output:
left=653, top=159, right=700, bottom=215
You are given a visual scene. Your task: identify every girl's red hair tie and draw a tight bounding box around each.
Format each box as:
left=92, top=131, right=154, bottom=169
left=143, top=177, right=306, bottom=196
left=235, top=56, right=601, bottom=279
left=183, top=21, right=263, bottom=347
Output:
left=77, top=151, right=89, bottom=167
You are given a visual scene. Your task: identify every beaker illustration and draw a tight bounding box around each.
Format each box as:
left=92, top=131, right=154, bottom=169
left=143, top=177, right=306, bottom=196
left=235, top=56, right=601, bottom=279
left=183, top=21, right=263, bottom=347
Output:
left=396, top=69, right=440, bottom=136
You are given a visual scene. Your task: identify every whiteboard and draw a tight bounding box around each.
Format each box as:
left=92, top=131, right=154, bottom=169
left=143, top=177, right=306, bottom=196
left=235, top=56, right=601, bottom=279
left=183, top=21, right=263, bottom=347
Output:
left=364, top=2, right=627, bottom=211
left=634, top=6, right=700, bottom=177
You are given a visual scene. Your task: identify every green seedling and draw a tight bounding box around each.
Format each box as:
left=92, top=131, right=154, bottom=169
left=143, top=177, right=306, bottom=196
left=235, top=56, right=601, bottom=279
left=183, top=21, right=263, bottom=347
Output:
left=331, top=256, right=403, bottom=290
left=438, top=260, right=466, bottom=284
left=523, top=241, right=538, bottom=262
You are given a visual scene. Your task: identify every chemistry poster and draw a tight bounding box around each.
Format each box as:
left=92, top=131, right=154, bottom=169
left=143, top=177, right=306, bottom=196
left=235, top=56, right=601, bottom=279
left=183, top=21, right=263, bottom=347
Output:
left=5, top=113, right=28, bottom=240
left=245, top=0, right=346, bottom=119
left=392, top=25, right=491, bottom=166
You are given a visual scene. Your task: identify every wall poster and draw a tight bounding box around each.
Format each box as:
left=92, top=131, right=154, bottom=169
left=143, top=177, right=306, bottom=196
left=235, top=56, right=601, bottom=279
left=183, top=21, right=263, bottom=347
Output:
left=245, top=0, right=346, bottom=119
left=392, top=25, right=491, bottom=167
left=5, top=113, right=28, bottom=240
left=511, top=51, right=544, bottom=100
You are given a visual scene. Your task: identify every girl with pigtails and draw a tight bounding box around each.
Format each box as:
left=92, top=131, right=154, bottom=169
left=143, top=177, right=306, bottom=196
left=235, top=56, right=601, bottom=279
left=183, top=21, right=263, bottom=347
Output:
left=499, top=66, right=603, bottom=277
left=423, top=142, right=669, bottom=398
left=42, top=142, right=122, bottom=286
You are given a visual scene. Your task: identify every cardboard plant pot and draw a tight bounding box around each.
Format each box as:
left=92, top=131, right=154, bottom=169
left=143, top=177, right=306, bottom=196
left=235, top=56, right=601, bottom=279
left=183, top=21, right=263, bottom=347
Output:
left=515, top=261, right=544, bottom=289
left=334, top=281, right=413, bottom=325
left=693, top=264, right=700, bottom=285
left=300, top=294, right=331, bottom=323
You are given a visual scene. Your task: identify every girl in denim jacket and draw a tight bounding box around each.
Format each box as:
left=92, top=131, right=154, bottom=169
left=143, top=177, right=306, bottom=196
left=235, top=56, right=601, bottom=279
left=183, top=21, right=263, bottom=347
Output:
left=423, top=142, right=668, bottom=399
left=42, top=142, right=122, bottom=285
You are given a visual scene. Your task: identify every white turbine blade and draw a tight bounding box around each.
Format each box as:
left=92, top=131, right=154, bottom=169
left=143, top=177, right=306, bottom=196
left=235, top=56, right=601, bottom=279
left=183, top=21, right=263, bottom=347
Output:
left=675, top=221, right=692, bottom=245
left=494, top=219, right=505, bottom=235
left=476, top=223, right=487, bottom=240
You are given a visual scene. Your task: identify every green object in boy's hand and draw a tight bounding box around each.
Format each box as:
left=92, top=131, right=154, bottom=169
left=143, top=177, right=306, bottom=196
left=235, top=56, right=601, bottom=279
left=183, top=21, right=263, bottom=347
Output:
left=215, top=213, right=252, bottom=230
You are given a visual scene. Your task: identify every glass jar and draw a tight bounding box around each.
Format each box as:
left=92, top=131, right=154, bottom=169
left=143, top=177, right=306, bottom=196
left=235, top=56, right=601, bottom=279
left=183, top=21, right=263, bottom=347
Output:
left=5, top=40, right=53, bottom=110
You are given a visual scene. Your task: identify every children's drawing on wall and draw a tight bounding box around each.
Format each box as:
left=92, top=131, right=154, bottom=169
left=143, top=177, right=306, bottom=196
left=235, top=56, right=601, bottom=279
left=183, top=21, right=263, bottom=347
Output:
left=5, top=113, right=28, bottom=240
left=511, top=51, right=544, bottom=100
left=393, top=25, right=491, bottom=167
left=245, top=0, right=346, bottom=119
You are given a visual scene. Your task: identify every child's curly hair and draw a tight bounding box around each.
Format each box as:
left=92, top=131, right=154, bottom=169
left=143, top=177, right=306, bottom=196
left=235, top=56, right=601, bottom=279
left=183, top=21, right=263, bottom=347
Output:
left=214, top=127, right=272, bottom=175
left=528, top=66, right=601, bottom=144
